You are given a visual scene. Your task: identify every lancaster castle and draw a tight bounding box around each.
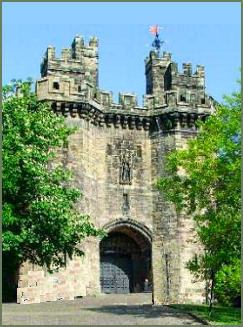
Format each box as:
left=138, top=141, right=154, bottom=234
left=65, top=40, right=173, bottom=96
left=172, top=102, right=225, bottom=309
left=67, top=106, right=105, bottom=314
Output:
left=17, top=34, right=214, bottom=304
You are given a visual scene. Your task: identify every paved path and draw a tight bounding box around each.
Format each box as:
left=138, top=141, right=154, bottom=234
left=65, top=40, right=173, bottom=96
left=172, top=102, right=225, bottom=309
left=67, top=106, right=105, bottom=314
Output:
left=2, top=293, right=203, bottom=325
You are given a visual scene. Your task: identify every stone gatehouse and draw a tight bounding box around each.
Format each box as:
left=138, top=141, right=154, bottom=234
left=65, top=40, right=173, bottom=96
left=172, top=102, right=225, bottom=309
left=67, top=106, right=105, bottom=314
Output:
left=17, top=34, right=215, bottom=305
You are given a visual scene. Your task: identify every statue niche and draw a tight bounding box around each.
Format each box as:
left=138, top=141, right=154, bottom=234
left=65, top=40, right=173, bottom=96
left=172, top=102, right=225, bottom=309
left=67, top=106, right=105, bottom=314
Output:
left=120, top=160, right=132, bottom=185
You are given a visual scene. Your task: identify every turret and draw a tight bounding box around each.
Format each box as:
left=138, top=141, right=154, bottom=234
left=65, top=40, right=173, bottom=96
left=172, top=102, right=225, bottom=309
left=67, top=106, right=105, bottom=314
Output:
left=145, top=51, right=172, bottom=106
left=145, top=50, right=207, bottom=109
left=40, top=35, right=98, bottom=87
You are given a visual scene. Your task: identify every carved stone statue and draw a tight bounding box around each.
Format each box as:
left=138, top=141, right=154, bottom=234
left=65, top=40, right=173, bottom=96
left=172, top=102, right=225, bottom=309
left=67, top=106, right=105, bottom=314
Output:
left=120, top=161, right=131, bottom=184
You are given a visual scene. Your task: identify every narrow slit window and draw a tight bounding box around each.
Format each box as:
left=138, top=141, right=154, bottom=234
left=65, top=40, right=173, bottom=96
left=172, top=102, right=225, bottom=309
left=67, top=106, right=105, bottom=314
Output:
left=106, top=144, right=112, bottom=155
left=165, top=254, right=170, bottom=296
left=122, top=193, right=130, bottom=214
left=137, top=146, right=142, bottom=158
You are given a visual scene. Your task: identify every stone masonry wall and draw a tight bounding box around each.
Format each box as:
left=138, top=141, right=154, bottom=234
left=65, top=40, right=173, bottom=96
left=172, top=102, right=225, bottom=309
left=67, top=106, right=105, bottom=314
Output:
left=151, top=130, right=205, bottom=305
left=17, top=35, right=215, bottom=304
left=17, top=237, right=98, bottom=304
left=17, top=116, right=153, bottom=304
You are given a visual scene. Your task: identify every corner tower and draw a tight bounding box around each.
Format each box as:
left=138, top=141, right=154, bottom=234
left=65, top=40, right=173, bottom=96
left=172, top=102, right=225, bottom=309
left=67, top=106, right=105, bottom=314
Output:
left=145, top=49, right=215, bottom=305
left=37, top=35, right=98, bottom=103
left=145, top=50, right=172, bottom=105
left=145, top=50, right=208, bottom=109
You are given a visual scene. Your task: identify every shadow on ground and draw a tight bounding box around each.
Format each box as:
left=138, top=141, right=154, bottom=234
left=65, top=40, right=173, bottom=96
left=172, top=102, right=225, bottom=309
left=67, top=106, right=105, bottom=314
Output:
left=85, top=304, right=199, bottom=323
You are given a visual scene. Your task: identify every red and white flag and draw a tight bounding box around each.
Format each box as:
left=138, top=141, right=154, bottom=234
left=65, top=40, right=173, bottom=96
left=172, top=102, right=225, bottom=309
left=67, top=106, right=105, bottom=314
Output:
left=149, top=25, right=160, bottom=35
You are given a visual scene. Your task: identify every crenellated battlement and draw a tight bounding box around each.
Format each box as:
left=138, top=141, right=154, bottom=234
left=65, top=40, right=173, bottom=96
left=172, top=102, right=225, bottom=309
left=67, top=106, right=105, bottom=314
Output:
left=145, top=50, right=206, bottom=108
left=119, top=93, right=137, bottom=109
left=36, top=35, right=215, bottom=131
left=40, top=35, right=98, bottom=87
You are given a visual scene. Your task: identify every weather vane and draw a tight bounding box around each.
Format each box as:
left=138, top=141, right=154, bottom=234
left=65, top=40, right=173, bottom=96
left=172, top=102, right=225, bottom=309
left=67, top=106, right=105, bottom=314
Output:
left=149, top=25, right=164, bottom=54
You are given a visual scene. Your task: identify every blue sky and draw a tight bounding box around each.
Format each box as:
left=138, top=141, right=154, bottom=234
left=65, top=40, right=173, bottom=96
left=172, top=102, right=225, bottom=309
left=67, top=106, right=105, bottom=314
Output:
left=2, top=2, right=241, bottom=104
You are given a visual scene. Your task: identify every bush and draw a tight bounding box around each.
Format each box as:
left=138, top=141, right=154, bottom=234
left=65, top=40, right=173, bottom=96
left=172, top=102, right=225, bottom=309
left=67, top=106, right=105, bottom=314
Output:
left=214, top=259, right=241, bottom=307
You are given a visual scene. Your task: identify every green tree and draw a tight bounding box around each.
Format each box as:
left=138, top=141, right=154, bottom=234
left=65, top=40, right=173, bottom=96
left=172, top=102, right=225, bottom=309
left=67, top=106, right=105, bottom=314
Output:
left=157, top=85, right=241, bottom=313
left=214, top=258, right=241, bottom=307
left=2, top=81, right=103, bottom=300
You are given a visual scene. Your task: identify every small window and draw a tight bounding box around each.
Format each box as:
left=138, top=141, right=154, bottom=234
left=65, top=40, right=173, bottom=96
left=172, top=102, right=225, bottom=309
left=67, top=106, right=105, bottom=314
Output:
left=201, top=98, right=205, bottom=104
left=78, top=86, right=81, bottom=92
left=122, top=193, right=130, bottom=212
left=106, top=144, right=112, bottom=155
left=180, top=95, right=186, bottom=102
left=53, top=82, right=59, bottom=90
left=137, top=146, right=142, bottom=158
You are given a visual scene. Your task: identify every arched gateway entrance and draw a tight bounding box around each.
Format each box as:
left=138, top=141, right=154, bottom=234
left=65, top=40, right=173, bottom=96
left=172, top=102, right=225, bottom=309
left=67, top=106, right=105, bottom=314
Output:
left=100, top=219, right=152, bottom=294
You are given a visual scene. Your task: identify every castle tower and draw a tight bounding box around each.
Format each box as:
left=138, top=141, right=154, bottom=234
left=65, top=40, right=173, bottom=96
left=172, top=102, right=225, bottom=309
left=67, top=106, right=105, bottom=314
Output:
left=144, top=49, right=214, bottom=305
left=18, top=35, right=215, bottom=305
left=37, top=35, right=98, bottom=104
left=145, top=50, right=172, bottom=105
left=145, top=50, right=207, bottom=108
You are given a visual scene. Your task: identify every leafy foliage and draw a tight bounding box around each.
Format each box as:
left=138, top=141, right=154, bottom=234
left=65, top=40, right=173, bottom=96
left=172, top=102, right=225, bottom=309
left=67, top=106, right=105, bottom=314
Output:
left=2, top=81, right=103, bottom=274
left=157, top=84, right=241, bottom=309
left=214, top=259, right=241, bottom=307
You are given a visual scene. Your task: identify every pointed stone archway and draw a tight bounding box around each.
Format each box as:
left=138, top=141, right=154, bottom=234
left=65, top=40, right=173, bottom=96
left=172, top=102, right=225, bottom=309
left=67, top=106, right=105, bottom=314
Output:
left=100, top=219, right=152, bottom=294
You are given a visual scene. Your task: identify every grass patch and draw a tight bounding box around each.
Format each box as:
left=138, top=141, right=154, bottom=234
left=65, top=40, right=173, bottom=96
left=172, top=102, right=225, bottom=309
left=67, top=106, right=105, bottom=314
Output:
left=169, top=303, right=241, bottom=325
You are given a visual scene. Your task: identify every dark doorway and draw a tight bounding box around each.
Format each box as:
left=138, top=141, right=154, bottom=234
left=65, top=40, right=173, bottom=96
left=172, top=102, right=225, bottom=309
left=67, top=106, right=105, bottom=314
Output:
left=100, top=230, right=151, bottom=294
left=2, top=253, right=18, bottom=302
